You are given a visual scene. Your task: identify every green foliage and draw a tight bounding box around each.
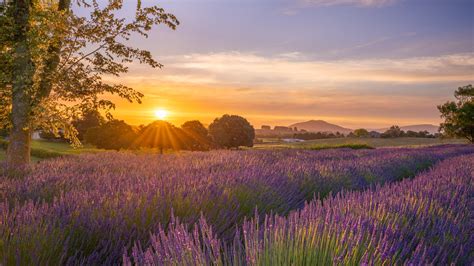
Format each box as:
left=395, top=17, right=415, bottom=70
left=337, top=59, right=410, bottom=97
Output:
left=209, top=114, right=255, bottom=149
left=30, top=148, right=63, bottom=159
left=0, top=139, right=62, bottom=159
left=353, top=128, right=370, bottom=137
left=72, top=109, right=104, bottom=140
left=438, top=85, right=474, bottom=143
left=85, top=120, right=137, bottom=150
left=293, top=131, right=344, bottom=140
left=404, top=130, right=433, bottom=138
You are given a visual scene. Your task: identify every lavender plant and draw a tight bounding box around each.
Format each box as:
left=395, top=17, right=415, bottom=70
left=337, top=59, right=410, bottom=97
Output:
left=128, top=154, right=474, bottom=265
left=0, top=145, right=472, bottom=264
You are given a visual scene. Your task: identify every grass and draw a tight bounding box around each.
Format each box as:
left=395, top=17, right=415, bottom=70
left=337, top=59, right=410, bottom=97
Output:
left=30, top=140, right=101, bottom=155
left=0, top=137, right=469, bottom=162
left=0, top=139, right=103, bottom=162
left=254, top=137, right=468, bottom=150
left=307, top=143, right=374, bottom=150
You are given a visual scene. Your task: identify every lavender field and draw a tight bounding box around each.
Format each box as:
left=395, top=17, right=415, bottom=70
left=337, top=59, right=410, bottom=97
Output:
left=1, top=145, right=473, bottom=264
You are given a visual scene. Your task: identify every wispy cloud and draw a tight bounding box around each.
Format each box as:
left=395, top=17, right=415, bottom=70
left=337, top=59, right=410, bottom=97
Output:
left=159, top=52, right=474, bottom=87
left=280, top=0, right=398, bottom=15
left=109, top=51, right=473, bottom=127
left=302, top=0, right=397, bottom=7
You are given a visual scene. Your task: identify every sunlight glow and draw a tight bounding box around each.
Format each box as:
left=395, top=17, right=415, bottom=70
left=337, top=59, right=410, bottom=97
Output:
left=154, top=109, right=169, bottom=120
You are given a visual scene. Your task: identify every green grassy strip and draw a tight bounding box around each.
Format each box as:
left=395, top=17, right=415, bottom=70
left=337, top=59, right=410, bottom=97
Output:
left=305, top=143, right=374, bottom=150
left=0, top=139, right=64, bottom=159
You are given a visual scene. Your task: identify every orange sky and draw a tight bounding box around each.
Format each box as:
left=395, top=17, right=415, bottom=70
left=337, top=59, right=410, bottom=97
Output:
left=85, top=0, right=474, bottom=130
left=106, top=52, right=473, bottom=129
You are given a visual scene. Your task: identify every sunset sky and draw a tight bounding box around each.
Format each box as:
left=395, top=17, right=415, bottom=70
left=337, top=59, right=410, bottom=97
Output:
left=101, top=0, right=473, bottom=129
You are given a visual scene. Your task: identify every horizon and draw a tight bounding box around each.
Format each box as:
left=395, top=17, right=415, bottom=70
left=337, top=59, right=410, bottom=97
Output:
left=84, top=0, right=472, bottom=129
left=127, top=117, right=440, bottom=131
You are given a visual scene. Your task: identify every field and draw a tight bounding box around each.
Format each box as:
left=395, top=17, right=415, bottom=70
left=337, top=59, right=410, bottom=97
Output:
left=255, top=137, right=468, bottom=149
left=0, top=138, right=467, bottom=163
left=0, top=144, right=473, bottom=264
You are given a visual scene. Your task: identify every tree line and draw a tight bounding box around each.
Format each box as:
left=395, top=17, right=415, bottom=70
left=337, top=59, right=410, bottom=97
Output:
left=39, top=113, right=256, bottom=152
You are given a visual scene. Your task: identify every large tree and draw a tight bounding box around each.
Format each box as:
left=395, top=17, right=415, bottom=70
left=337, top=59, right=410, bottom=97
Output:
left=134, top=120, right=186, bottom=154
left=181, top=120, right=210, bottom=151
left=84, top=119, right=137, bottom=150
left=0, top=0, right=178, bottom=168
left=209, top=114, right=255, bottom=149
left=438, top=85, right=474, bottom=143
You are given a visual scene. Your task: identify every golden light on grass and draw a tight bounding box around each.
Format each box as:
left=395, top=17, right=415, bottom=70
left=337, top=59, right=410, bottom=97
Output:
left=154, top=109, right=169, bottom=120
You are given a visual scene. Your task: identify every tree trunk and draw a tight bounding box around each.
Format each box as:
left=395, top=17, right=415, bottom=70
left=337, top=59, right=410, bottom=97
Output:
left=7, top=0, right=34, bottom=169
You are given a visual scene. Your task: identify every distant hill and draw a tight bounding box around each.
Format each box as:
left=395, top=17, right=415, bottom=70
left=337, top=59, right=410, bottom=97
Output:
left=289, top=120, right=353, bottom=134
left=375, top=124, right=439, bottom=134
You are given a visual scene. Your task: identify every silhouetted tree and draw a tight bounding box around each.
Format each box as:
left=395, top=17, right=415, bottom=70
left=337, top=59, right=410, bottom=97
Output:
left=438, top=85, right=474, bottom=143
left=181, top=120, right=210, bottom=151
left=381, top=126, right=405, bottom=138
left=72, top=110, right=105, bottom=141
left=134, top=121, right=186, bottom=153
left=209, top=115, right=255, bottom=149
left=85, top=120, right=137, bottom=150
left=293, top=131, right=341, bottom=140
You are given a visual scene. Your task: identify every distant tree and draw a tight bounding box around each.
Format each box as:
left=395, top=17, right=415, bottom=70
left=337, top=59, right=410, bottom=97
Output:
left=381, top=126, right=405, bottom=138
left=295, top=132, right=337, bottom=140
left=209, top=115, right=255, bottom=149
left=134, top=121, right=185, bottom=153
left=0, top=0, right=178, bottom=168
left=85, top=120, right=137, bottom=150
left=181, top=120, right=210, bottom=151
left=405, top=130, right=418, bottom=138
left=438, top=85, right=474, bottom=143
left=353, top=128, right=370, bottom=138
left=72, top=110, right=105, bottom=141
left=405, top=130, right=432, bottom=138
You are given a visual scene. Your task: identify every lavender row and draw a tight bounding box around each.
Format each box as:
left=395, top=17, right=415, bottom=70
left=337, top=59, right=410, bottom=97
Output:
left=0, top=145, right=472, bottom=264
left=127, top=154, right=474, bottom=265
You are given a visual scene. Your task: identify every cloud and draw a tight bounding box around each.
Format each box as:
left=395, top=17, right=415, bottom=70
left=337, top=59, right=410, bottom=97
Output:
left=158, top=52, right=474, bottom=87
left=109, top=51, right=472, bottom=128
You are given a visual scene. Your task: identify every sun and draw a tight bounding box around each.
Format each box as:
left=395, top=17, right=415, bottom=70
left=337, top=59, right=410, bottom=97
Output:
left=154, top=109, right=169, bottom=120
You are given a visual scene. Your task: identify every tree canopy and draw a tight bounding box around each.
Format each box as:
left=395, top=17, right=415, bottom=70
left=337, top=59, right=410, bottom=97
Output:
left=134, top=120, right=186, bottom=153
left=353, top=128, right=369, bottom=138
left=181, top=120, right=210, bottom=151
left=84, top=119, right=137, bottom=150
left=381, top=126, right=404, bottom=138
left=208, top=115, right=255, bottom=149
left=438, top=85, right=474, bottom=143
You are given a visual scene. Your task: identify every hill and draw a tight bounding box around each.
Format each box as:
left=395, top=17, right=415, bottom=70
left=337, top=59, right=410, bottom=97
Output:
left=290, top=120, right=352, bottom=134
